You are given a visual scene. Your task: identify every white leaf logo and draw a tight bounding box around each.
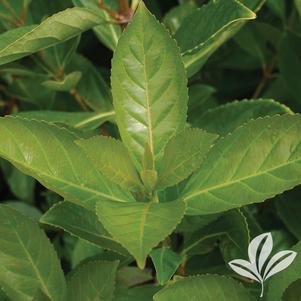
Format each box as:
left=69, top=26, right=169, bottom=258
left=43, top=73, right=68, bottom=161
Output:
left=228, top=232, right=297, bottom=298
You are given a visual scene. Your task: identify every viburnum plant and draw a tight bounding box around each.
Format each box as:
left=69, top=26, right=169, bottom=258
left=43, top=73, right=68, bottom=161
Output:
left=1, top=0, right=301, bottom=300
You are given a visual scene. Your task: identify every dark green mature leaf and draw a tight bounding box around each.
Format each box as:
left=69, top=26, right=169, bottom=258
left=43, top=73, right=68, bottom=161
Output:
left=77, top=136, right=144, bottom=192
left=282, top=279, right=301, bottom=301
left=111, top=2, right=188, bottom=170
left=0, top=205, right=66, bottom=301
left=150, top=248, right=182, bottom=285
left=279, top=33, right=301, bottom=105
left=157, top=129, right=218, bottom=189
left=72, top=0, right=121, bottom=51
left=0, top=117, right=134, bottom=209
left=114, top=285, right=160, bottom=301
left=154, top=275, right=255, bottom=301
left=163, top=2, right=197, bottom=34
left=276, top=187, right=301, bottom=240
left=97, top=199, right=186, bottom=269
left=66, top=260, right=118, bottom=301
left=182, top=115, right=301, bottom=215
left=0, top=7, right=105, bottom=66
left=175, top=0, right=256, bottom=76
left=68, top=54, right=112, bottom=112
left=196, top=99, right=292, bottom=136
left=117, top=266, right=153, bottom=288
left=182, top=210, right=249, bottom=259
left=40, top=201, right=128, bottom=255
left=15, top=110, right=115, bottom=130
left=266, top=242, right=301, bottom=301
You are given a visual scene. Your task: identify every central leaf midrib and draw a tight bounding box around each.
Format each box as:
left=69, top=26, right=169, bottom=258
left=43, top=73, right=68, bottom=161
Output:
left=184, top=157, right=301, bottom=201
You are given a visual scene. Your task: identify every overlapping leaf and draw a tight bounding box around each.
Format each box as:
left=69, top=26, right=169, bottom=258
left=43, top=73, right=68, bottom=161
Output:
left=96, top=199, right=186, bottom=269
left=0, top=117, right=134, bottom=209
left=182, top=115, right=301, bottom=215
left=175, top=0, right=256, bottom=76
left=111, top=2, right=188, bottom=170
left=0, top=7, right=106, bottom=65
left=40, top=201, right=128, bottom=255
left=77, top=136, right=144, bottom=192
left=157, top=129, right=218, bottom=189
left=0, top=205, right=66, bottom=301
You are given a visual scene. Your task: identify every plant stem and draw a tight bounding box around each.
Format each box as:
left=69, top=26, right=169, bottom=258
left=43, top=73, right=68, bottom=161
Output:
left=131, top=0, right=139, bottom=10
left=70, top=89, right=89, bottom=111
left=260, top=282, right=264, bottom=298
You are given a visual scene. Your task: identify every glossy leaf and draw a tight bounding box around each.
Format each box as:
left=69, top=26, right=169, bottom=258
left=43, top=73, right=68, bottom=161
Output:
left=0, top=205, right=66, bottom=301
left=77, top=136, right=144, bottom=192
left=0, top=7, right=107, bottom=65
left=66, top=260, right=118, bottom=301
left=182, top=115, right=301, bottom=215
left=154, top=275, right=255, bottom=301
left=0, top=117, right=134, bottom=209
left=111, top=2, right=188, bottom=170
left=96, top=199, right=186, bottom=269
left=40, top=201, right=128, bottom=255
left=175, top=0, right=256, bottom=76
left=150, top=248, right=182, bottom=285
left=157, top=129, right=218, bottom=189
left=196, top=99, right=292, bottom=136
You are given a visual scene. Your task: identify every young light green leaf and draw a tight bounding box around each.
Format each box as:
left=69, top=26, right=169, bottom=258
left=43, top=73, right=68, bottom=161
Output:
left=111, top=2, right=188, bottom=170
left=154, top=275, right=255, bottom=301
left=150, top=248, right=182, bottom=285
left=76, top=136, right=144, bottom=192
left=72, top=0, right=121, bottom=51
left=196, top=99, right=293, bottom=136
left=0, top=205, right=66, bottom=301
left=40, top=201, right=128, bottom=256
left=42, top=71, right=82, bottom=92
left=182, top=114, right=301, bottom=215
left=0, top=117, right=134, bottom=209
left=66, top=260, right=119, bottom=301
left=0, top=7, right=106, bottom=65
left=157, top=129, right=218, bottom=189
left=96, top=199, right=186, bottom=269
left=175, top=0, right=256, bottom=76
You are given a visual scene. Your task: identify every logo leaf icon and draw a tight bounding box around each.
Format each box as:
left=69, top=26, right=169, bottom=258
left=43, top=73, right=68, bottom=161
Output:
left=228, top=232, right=297, bottom=298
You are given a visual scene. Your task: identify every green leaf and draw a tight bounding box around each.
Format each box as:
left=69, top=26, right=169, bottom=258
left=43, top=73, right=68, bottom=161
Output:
left=282, top=279, right=301, bottom=301
left=175, top=0, right=256, bottom=76
left=72, top=0, right=121, bottom=51
left=96, top=199, right=186, bottom=269
left=276, top=187, right=301, bottom=240
left=0, top=7, right=105, bottom=66
left=163, top=2, right=197, bottom=34
left=71, top=239, right=103, bottom=268
left=266, top=241, right=301, bottom=301
left=157, top=129, right=218, bottom=189
left=0, top=205, right=66, bottom=301
left=0, top=160, right=35, bottom=202
left=42, top=71, right=82, bottom=92
left=68, top=54, right=112, bottom=112
left=40, top=201, right=128, bottom=256
left=150, top=248, right=182, bottom=285
left=295, top=0, right=301, bottom=18
left=114, top=285, right=160, bottom=301
left=196, top=99, right=292, bottom=136
left=5, top=201, right=42, bottom=222
left=66, top=260, right=118, bottom=301
left=111, top=2, right=188, bottom=170
left=117, top=266, right=153, bottom=288
left=14, top=110, right=115, bottom=130
left=182, top=114, right=301, bottom=215
left=182, top=210, right=249, bottom=259
left=0, top=117, right=134, bottom=209
left=76, top=136, right=144, bottom=192
left=154, top=275, right=255, bottom=301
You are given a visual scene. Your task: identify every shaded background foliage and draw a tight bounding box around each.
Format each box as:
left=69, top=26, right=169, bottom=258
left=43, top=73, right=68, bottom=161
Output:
left=0, top=0, right=301, bottom=300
